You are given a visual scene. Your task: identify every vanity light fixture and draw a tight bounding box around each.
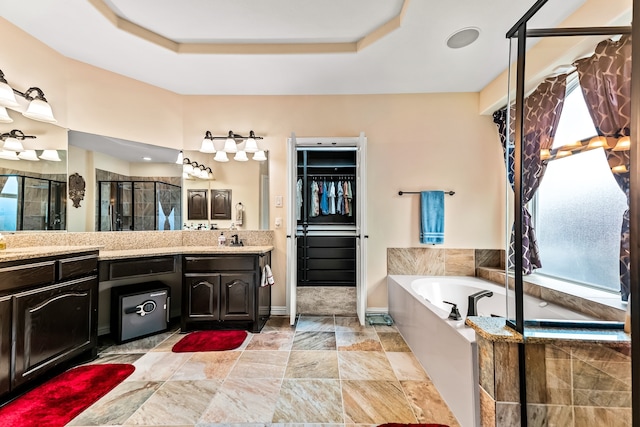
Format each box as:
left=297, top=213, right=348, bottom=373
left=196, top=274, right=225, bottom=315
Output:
left=39, top=149, right=61, bottom=162
left=0, top=129, right=36, bottom=153
left=199, top=131, right=216, bottom=153
left=199, top=130, right=265, bottom=162
left=17, top=150, right=39, bottom=161
left=214, top=150, right=229, bottom=162
left=0, top=106, right=12, bottom=124
left=0, top=150, right=19, bottom=160
left=253, top=150, right=267, bottom=161
left=182, top=158, right=214, bottom=180
left=175, top=150, right=184, bottom=164
left=0, top=69, right=57, bottom=123
left=234, top=150, right=249, bottom=162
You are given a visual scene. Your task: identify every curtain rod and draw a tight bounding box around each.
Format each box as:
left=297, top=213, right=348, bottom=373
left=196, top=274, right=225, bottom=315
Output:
left=398, top=190, right=455, bottom=196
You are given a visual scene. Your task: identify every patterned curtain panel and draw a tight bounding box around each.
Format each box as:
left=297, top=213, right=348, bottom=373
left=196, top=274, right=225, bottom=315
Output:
left=493, top=74, right=567, bottom=274
left=574, top=35, right=631, bottom=301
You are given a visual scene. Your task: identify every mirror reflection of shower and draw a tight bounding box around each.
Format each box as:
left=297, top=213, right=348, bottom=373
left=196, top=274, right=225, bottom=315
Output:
left=99, top=180, right=181, bottom=231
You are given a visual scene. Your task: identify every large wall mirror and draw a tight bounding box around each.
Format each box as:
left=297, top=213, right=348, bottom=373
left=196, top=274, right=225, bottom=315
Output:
left=181, top=149, right=269, bottom=230
left=0, top=110, right=68, bottom=232
left=67, top=132, right=270, bottom=232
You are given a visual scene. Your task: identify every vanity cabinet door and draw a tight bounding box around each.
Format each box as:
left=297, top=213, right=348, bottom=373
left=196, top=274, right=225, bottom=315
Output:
left=0, top=295, right=10, bottom=396
left=184, top=275, right=220, bottom=320
left=187, top=189, right=208, bottom=220
left=211, top=189, right=231, bottom=220
left=12, top=276, right=97, bottom=388
left=220, top=273, right=254, bottom=321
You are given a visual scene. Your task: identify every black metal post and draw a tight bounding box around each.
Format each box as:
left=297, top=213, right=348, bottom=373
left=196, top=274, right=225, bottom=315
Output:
left=514, top=21, right=528, bottom=427
left=631, top=3, right=640, bottom=427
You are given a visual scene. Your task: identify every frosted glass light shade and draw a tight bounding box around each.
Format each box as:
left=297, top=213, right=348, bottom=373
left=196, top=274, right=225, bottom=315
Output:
left=234, top=150, right=249, bottom=162
left=39, top=149, right=61, bottom=161
left=18, top=150, right=39, bottom=161
left=3, top=137, right=24, bottom=152
left=23, top=99, right=57, bottom=123
left=199, top=138, right=216, bottom=153
left=175, top=151, right=183, bottom=164
left=253, top=150, right=267, bottom=161
left=0, top=106, right=12, bottom=123
left=223, top=137, right=237, bottom=153
left=183, top=162, right=194, bottom=174
left=244, top=137, right=259, bottom=153
left=0, top=82, right=19, bottom=108
left=0, top=150, right=19, bottom=160
left=214, top=151, right=229, bottom=162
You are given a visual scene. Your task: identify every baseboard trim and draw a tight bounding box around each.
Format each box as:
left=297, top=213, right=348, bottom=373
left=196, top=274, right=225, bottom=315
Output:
left=366, top=307, right=389, bottom=314
left=270, top=306, right=288, bottom=316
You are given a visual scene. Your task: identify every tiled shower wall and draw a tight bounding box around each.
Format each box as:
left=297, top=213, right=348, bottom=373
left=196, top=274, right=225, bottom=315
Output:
left=387, top=247, right=502, bottom=276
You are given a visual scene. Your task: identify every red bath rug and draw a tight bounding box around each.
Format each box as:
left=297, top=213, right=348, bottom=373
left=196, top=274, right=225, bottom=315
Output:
left=172, top=330, right=248, bottom=352
left=0, top=363, right=135, bottom=427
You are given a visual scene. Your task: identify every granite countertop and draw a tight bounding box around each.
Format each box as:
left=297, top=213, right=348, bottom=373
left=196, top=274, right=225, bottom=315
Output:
left=466, top=316, right=630, bottom=345
left=0, top=245, right=103, bottom=262
left=98, top=245, right=274, bottom=260
left=0, top=245, right=274, bottom=263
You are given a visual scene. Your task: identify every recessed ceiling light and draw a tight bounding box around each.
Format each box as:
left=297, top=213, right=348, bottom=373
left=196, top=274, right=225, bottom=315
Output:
left=143, top=156, right=152, bottom=161
left=446, top=27, right=481, bottom=49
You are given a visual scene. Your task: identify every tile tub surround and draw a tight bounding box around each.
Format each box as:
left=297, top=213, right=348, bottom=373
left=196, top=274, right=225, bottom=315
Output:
left=476, top=333, right=631, bottom=427
left=387, top=247, right=502, bottom=276
left=3, top=229, right=274, bottom=250
left=66, top=315, right=460, bottom=426
left=476, top=267, right=626, bottom=322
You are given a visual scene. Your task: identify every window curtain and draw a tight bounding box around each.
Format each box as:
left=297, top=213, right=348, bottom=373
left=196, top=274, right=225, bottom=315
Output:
left=574, top=35, right=631, bottom=301
left=493, top=74, right=567, bottom=274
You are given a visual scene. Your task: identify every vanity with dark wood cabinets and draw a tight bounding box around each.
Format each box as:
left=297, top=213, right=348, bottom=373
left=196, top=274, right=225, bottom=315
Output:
left=0, top=249, right=99, bottom=400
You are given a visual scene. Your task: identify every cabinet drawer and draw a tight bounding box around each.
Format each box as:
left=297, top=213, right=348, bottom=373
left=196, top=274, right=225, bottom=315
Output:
left=104, top=256, right=176, bottom=281
left=0, top=261, right=56, bottom=293
left=58, top=254, right=98, bottom=281
left=184, top=256, right=255, bottom=272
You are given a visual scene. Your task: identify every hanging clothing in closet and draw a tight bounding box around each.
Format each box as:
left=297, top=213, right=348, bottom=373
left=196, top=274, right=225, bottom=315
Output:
left=309, top=180, right=320, bottom=218
left=296, top=178, right=303, bottom=221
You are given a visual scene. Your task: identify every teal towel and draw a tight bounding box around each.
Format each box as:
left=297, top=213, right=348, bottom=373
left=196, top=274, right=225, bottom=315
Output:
left=420, top=191, right=444, bottom=244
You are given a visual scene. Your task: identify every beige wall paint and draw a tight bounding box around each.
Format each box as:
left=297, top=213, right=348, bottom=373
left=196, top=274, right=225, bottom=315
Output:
left=1, top=18, right=505, bottom=310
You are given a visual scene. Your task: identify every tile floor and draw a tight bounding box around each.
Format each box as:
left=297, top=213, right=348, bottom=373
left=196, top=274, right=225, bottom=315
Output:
left=68, top=315, right=460, bottom=427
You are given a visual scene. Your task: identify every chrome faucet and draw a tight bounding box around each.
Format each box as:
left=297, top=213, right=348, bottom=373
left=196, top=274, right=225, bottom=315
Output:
left=467, top=290, right=494, bottom=317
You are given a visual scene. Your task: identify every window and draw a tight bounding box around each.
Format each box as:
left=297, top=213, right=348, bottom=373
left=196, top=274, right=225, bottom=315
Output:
left=0, top=176, right=18, bottom=231
left=533, top=81, right=628, bottom=292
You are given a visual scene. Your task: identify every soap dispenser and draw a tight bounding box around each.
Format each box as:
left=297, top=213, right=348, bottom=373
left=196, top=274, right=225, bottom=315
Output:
left=218, top=232, right=226, bottom=247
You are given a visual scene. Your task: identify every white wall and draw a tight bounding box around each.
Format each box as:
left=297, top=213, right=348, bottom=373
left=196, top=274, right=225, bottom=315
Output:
left=1, top=18, right=506, bottom=310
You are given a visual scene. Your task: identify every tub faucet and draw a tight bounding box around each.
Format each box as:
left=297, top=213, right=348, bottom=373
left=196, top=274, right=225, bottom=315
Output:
left=467, top=290, right=494, bottom=317
left=443, top=301, right=462, bottom=321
